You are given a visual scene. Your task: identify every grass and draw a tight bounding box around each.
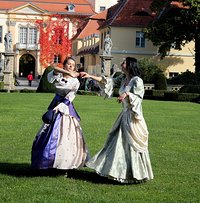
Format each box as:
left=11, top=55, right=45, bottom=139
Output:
left=0, top=93, right=199, bottom=203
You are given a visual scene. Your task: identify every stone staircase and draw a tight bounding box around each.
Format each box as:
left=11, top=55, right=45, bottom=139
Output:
left=15, top=77, right=40, bottom=90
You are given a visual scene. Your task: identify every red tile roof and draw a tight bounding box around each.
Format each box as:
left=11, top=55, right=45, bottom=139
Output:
left=72, top=9, right=109, bottom=40
left=73, top=19, right=100, bottom=39
left=0, top=0, right=95, bottom=15
left=101, top=0, right=154, bottom=28
left=90, top=9, right=107, bottom=20
left=171, top=1, right=189, bottom=9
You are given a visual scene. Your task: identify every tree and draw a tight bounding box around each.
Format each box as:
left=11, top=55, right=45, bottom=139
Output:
left=36, top=66, right=55, bottom=93
left=153, top=71, right=167, bottom=90
left=144, top=0, right=200, bottom=74
left=138, top=58, right=160, bottom=83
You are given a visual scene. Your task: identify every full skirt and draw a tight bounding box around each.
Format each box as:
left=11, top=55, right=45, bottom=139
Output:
left=31, top=113, right=90, bottom=170
left=86, top=109, right=153, bottom=183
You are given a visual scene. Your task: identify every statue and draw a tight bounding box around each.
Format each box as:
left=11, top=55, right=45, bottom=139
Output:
left=4, top=31, right=12, bottom=52
left=101, top=58, right=106, bottom=74
left=103, top=34, right=113, bottom=56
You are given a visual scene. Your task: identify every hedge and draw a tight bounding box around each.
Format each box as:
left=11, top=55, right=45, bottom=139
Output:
left=0, top=81, right=4, bottom=90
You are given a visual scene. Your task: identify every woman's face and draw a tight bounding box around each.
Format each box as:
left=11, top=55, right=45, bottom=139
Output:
left=121, top=61, right=128, bottom=74
left=63, top=59, right=76, bottom=72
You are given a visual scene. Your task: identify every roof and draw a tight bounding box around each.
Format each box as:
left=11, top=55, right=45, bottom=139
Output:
left=0, top=0, right=95, bottom=15
left=171, top=1, right=189, bottom=9
left=78, top=20, right=100, bottom=39
left=100, top=0, right=154, bottom=28
left=72, top=9, right=108, bottom=40
left=89, top=9, right=107, bottom=20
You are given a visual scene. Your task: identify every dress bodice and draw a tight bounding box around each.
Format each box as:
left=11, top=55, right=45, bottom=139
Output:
left=47, top=70, right=80, bottom=102
left=100, top=75, right=145, bottom=119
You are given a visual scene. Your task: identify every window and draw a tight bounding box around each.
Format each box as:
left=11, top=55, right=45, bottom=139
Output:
left=29, top=28, right=37, bottom=44
left=136, top=31, right=145, bottom=48
left=0, top=26, right=2, bottom=43
left=54, top=55, right=61, bottom=63
left=20, top=27, right=27, bottom=44
left=100, top=6, right=106, bottom=12
left=19, top=27, right=37, bottom=44
left=169, top=72, right=179, bottom=78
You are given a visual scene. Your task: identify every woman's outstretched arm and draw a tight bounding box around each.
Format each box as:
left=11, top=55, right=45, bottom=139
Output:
left=80, top=72, right=102, bottom=82
left=53, top=66, right=79, bottom=78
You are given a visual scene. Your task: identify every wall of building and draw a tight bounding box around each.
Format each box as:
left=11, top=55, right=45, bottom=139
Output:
left=87, top=0, right=118, bottom=13
left=99, top=26, right=195, bottom=78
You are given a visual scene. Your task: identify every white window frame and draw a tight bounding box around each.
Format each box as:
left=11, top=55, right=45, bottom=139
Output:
left=100, top=6, right=106, bottom=12
left=19, top=27, right=37, bottom=44
left=29, top=28, right=37, bottom=44
left=136, top=31, right=145, bottom=48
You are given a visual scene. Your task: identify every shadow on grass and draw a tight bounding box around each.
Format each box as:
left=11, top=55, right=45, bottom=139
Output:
left=0, top=162, right=66, bottom=177
left=66, top=169, right=125, bottom=185
left=0, top=162, right=124, bottom=185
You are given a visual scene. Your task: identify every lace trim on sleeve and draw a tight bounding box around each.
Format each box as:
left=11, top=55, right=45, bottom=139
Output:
left=99, top=76, right=114, bottom=98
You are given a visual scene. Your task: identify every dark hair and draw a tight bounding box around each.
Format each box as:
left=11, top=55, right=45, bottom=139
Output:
left=63, top=56, right=76, bottom=66
left=126, top=57, right=141, bottom=77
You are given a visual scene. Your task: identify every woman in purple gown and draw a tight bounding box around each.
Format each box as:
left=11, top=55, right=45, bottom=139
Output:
left=31, top=57, right=90, bottom=170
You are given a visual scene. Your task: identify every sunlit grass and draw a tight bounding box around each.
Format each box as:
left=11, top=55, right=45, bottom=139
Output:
left=0, top=93, right=199, bottom=203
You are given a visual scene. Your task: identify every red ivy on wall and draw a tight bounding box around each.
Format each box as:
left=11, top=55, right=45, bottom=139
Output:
left=35, top=15, right=73, bottom=68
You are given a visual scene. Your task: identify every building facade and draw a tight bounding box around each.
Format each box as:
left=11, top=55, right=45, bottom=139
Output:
left=0, top=0, right=94, bottom=80
left=87, top=0, right=118, bottom=13
left=72, top=0, right=195, bottom=78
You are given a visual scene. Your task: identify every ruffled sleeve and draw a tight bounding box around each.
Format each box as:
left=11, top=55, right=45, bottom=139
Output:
left=125, top=77, right=144, bottom=120
left=98, top=76, right=114, bottom=98
left=99, top=74, right=124, bottom=98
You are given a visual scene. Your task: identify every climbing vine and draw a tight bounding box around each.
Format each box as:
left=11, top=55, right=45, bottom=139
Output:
left=35, top=15, right=73, bottom=68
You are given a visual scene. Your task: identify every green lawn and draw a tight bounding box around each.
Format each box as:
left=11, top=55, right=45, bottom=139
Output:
left=0, top=93, right=199, bottom=203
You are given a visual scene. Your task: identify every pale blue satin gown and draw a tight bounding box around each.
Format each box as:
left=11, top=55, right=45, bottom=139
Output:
left=86, top=75, right=153, bottom=183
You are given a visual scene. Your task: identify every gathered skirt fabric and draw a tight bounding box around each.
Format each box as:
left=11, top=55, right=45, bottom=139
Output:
left=86, top=109, right=153, bottom=183
left=31, top=113, right=89, bottom=170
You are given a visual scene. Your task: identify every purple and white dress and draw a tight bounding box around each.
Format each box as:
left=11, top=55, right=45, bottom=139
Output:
left=31, top=71, right=90, bottom=170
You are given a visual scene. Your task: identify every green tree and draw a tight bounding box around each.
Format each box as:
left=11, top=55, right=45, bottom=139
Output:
left=138, top=58, right=160, bottom=83
left=36, top=66, right=55, bottom=93
left=145, top=0, right=200, bottom=74
left=153, top=71, right=167, bottom=90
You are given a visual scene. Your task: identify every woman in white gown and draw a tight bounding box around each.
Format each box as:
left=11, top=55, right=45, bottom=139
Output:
left=31, top=57, right=90, bottom=170
left=81, top=57, right=153, bottom=183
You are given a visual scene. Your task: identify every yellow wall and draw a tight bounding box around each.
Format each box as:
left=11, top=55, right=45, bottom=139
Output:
left=108, top=27, right=194, bottom=77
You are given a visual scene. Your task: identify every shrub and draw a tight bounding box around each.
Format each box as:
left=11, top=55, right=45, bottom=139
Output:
left=138, top=58, right=160, bottom=83
left=154, top=72, right=167, bottom=90
left=168, top=70, right=198, bottom=85
left=77, top=90, right=99, bottom=96
left=177, top=93, right=200, bottom=102
left=164, top=91, right=200, bottom=102
left=36, top=66, right=55, bottom=93
left=20, top=89, right=36, bottom=93
left=0, top=81, right=4, bottom=90
left=179, top=85, right=200, bottom=94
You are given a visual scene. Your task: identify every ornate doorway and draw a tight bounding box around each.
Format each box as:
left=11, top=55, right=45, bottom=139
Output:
left=19, top=54, right=35, bottom=78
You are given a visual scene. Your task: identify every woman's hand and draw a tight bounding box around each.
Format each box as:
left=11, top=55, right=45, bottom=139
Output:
left=79, top=72, right=90, bottom=78
left=117, top=92, right=128, bottom=103
left=53, top=106, right=59, bottom=113
left=70, top=71, right=80, bottom=78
